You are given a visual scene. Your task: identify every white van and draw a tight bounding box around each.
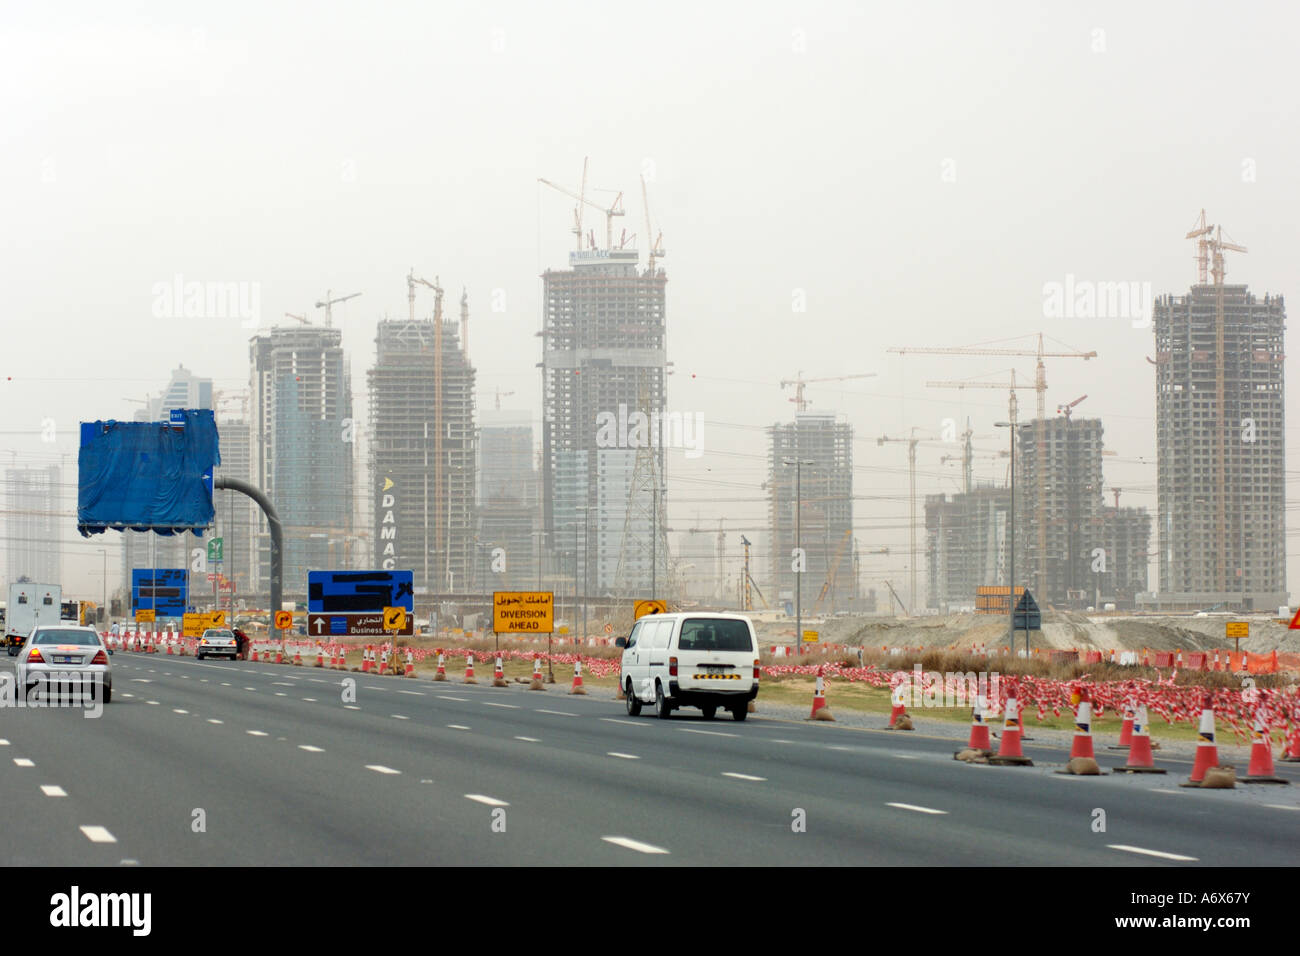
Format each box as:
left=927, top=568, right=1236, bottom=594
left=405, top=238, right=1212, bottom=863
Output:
left=616, top=612, right=759, bottom=721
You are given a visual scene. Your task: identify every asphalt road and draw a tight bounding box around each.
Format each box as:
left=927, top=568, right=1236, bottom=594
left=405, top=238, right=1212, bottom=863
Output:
left=3, top=652, right=1299, bottom=866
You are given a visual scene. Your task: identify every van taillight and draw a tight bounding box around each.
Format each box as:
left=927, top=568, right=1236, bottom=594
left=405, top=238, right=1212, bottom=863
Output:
left=669, top=656, right=677, bottom=677
left=754, top=659, right=760, bottom=680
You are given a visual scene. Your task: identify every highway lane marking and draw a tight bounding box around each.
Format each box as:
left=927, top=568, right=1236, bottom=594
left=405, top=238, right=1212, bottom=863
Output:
left=826, top=745, right=854, bottom=752
left=307, top=678, right=327, bottom=683
left=13, top=758, right=34, bottom=767
left=246, top=730, right=269, bottom=737
left=221, top=683, right=231, bottom=687
left=607, top=752, right=640, bottom=760
left=680, top=728, right=738, bottom=738
left=121, top=694, right=134, bottom=699
left=602, top=836, right=669, bottom=855
left=0, top=740, right=8, bottom=746
left=892, top=754, right=919, bottom=760
left=272, top=682, right=294, bottom=686
left=886, top=803, right=948, bottom=815
left=345, top=705, right=361, bottom=710
left=600, top=718, right=647, bottom=727
left=244, top=687, right=256, bottom=692
left=146, top=700, right=159, bottom=706
left=130, top=679, right=152, bottom=683
left=514, top=736, right=540, bottom=742
left=1108, top=844, right=1198, bottom=862
left=80, top=826, right=117, bottom=844
left=447, top=724, right=471, bottom=730
left=391, top=715, right=410, bottom=720
left=770, top=739, right=796, bottom=744
left=464, top=794, right=509, bottom=807
left=40, top=785, right=67, bottom=797
left=299, top=745, right=324, bottom=753
left=484, top=702, right=520, bottom=709
left=722, top=772, right=766, bottom=781
left=275, top=693, right=287, bottom=697
left=207, top=719, right=223, bottom=724
left=1265, top=804, right=1300, bottom=811
left=437, top=696, right=469, bottom=702
left=173, top=709, right=189, bottom=715
left=536, top=709, right=578, bottom=717
left=398, top=690, right=424, bottom=697
left=364, top=686, right=389, bottom=692
left=302, top=698, right=318, bottom=702
left=366, top=765, right=401, bottom=775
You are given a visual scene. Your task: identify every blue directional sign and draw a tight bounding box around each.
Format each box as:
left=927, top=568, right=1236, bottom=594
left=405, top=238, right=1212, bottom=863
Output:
left=132, top=569, right=189, bottom=618
left=307, top=570, right=414, bottom=615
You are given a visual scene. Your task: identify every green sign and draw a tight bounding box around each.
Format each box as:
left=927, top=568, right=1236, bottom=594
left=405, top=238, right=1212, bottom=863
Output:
left=207, top=537, right=224, bottom=562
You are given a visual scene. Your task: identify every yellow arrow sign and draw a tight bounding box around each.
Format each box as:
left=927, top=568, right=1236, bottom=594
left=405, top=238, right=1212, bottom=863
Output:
left=384, top=607, right=406, bottom=632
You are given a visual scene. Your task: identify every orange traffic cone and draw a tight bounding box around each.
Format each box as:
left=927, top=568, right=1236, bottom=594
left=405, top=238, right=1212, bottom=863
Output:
left=433, top=651, right=447, bottom=682
left=315, top=646, right=325, bottom=668
left=274, top=646, right=284, bottom=664
left=529, top=654, right=545, bottom=691
left=887, top=683, right=909, bottom=729
left=1109, top=697, right=1135, bottom=750
left=1182, top=694, right=1220, bottom=786
left=570, top=659, right=587, bottom=695
left=966, top=695, right=991, bottom=751
left=492, top=655, right=508, bottom=687
left=464, top=653, right=477, bottom=684
left=293, top=647, right=303, bottom=667
left=404, top=648, right=415, bottom=677
left=809, top=667, right=834, bottom=720
left=251, top=645, right=259, bottom=662
left=1113, top=704, right=1166, bottom=774
left=988, top=684, right=1032, bottom=766
left=377, top=647, right=389, bottom=675
left=1243, top=711, right=1290, bottom=784
left=1070, top=686, right=1095, bottom=759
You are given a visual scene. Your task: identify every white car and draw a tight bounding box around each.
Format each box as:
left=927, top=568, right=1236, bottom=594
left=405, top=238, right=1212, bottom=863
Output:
left=15, top=624, right=112, bottom=704
left=617, top=612, right=760, bottom=721
left=196, top=628, right=238, bottom=660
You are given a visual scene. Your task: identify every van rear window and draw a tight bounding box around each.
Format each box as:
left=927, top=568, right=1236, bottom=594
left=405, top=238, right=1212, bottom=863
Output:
left=677, top=619, right=753, bottom=652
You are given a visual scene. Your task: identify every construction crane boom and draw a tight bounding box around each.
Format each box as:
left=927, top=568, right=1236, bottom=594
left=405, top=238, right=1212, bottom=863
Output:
left=314, top=290, right=362, bottom=328
left=781, top=372, right=878, bottom=412
left=539, top=158, right=625, bottom=251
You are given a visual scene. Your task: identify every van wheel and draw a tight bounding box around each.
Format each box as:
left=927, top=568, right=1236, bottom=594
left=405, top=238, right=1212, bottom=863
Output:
left=731, top=705, right=748, bottom=722
left=701, top=705, right=717, bottom=720
left=655, top=683, right=672, bottom=720
left=625, top=682, right=643, bottom=716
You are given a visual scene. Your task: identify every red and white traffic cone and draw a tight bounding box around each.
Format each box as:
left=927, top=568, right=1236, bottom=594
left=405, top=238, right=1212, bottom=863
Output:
left=529, top=654, right=545, bottom=691
left=293, top=647, right=303, bottom=667
left=274, top=646, right=284, bottom=664
left=1183, top=694, right=1220, bottom=786
left=1175, top=648, right=1184, bottom=669
left=166, top=638, right=175, bottom=656
left=570, top=659, right=586, bottom=695
left=809, top=667, right=834, bottom=721
left=250, top=644, right=259, bottom=662
left=404, top=648, right=415, bottom=677
left=1281, top=721, right=1300, bottom=763
left=887, top=683, right=910, bottom=729
left=1110, top=698, right=1135, bottom=750
left=966, top=695, right=991, bottom=752
left=1243, top=710, right=1289, bottom=784
left=1213, top=649, right=1222, bottom=672
left=492, top=655, right=507, bottom=687
left=464, top=653, right=477, bottom=684
left=433, top=651, right=447, bottom=682
left=988, top=684, right=1032, bottom=765
left=1113, top=704, right=1166, bottom=774
left=315, top=645, right=325, bottom=668
left=1070, top=686, right=1095, bottom=759
left=377, top=647, right=389, bottom=676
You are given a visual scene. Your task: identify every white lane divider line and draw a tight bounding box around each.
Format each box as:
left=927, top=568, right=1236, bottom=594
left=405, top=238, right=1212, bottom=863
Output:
left=602, top=836, right=669, bottom=855
left=13, top=758, right=34, bottom=767
left=391, top=715, right=410, bottom=720
left=344, top=705, right=361, bottom=710
left=121, top=693, right=134, bottom=699
left=722, top=772, right=766, bottom=781
left=80, top=826, right=117, bottom=844
left=363, top=686, right=389, bottom=692
left=600, top=718, right=647, bottom=727
left=207, top=719, right=223, bottom=724
left=892, top=754, right=919, bottom=760
left=366, top=765, right=401, bottom=775
left=536, top=709, right=578, bottom=717
left=514, top=736, right=540, bottom=742
left=271, top=682, right=294, bottom=686
left=130, top=679, right=152, bottom=683
left=398, top=690, right=424, bottom=697
left=41, top=785, right=67, bottom=797
left=221, top=683, right=231, bottom=687
left=299, top=745, right=324, bottom=753
left=437, top=695, right=469, bottom=702
left=886, top=802, right=948, bottom=815
left=173, top=709, right=189, bottom=715
left=607, top=752, right=640, bottom=760
left=1107, top=844, right=1198, bottom=862
left=244, top=687, right=256, bottom=692
left=0, top=740, right=8, bottom=746
left=680, top=728, right=737, bottom=738
left=447, top=724, right=471, bottom=731
left=483, top=702, right=520, bottom=709
left=303, top=698, right=317, bottom=702
left=246, top=730, right=269, bottom=737
left=1265, top=804, right=1300, bottom=812
left=464, top=794, right=509, bottom=807
left=275, top=693, right=287, bottom=697
left=145, top=701, right=160, bottom=706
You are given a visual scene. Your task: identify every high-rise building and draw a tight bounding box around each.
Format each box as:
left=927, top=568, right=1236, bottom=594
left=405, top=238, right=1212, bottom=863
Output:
left=212, top=415, right=254, bottom=606
left=768, top=413, right=856, bottom=612
left=541, top=247, right=668, bottom=595
left=1152, top=283, right=1286, bottom=610
left=476, top=410, right=538, bottom=591
left=4, top=465, right=61, bottom=584
left=251, top=325, right=354, bottom=598
left=367, top=310, right=475, bottom=594
left=925, top=485, right=1010, bottom=611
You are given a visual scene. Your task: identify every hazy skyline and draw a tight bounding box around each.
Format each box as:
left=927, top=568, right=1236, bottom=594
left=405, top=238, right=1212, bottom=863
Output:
left=5, top=1, right=1300, bottom=608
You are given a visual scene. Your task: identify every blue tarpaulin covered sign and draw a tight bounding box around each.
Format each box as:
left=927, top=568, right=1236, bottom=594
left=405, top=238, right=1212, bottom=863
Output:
left=132, top=569, right=189, bottom=618
left=77, top=410, right=220, bottom=537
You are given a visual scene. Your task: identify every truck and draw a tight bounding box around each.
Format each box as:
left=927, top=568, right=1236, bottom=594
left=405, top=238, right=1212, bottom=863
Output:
left=5, top=583, right=62, bottom=656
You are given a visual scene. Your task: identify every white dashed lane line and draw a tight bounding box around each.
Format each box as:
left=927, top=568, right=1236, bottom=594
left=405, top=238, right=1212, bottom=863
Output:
left=398, top=690, right=424, bottom=697
left=1108, top=844, right=1197, bottom=862
left=80, top=826, right=117, bottom=844
left=602, top=836, right=669, bottom=855
left=886, top=802, right=948, bottom=815
left=447, top=724, right=470, bottom=731
left=41, top=785, right=67, bottom=797
left=680, top=728, right=737, bottom=738
left=607, top=752, right=640, bottom=760
left=1265, top=804, right=1300, bottom=812
left=173, top=709, right=189, bottom=715
left=246, top=730, right=269, bottom=737
left=464, top=794, right=509, bottom=807
left=207, top=719, right=223, bottom=724
left=436, top=696, right=468, bottom=702
left=13, top=758, right=34, bottom=767
left=722, top=772, right=766, bottom=781
left=483, top=702, right=520, bottom=709
left=600, top=718, right=646, bottom=727
left=299, top=745, right=324, bottom=753
left=366, top=765, right=401, bottom=775
left=391, top=715, right=409, bottom=720
left=514, top=736, right=539, bottom=742
left=535, top=709, right=577, bottom=717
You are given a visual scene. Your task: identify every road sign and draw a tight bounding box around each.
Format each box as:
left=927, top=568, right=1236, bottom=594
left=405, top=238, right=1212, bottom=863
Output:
left=307, top=613, right=413, bottom=637
left=132, top=569, right=188, bottom=618
left=493, top=592, right=554, bottom=633
left=183, top=611, right=227, bottom=637
left=308, top=569, right=414, bottom=614
left=1289, top=608, right=1300, bottom=630
left=383, top=607, right=407, bottom=632
left=634, top=599, right=668, bottom=620
left=135, top=608, right=155, bottom=623
left=274, top=610, right=293, bottom=630
left=1226, top=621, right=1249, bottom=639
left=802, top=629, right=819, bottom=643
left=207, top=538, right=223, bottom=562
left=1012, top=589, right=1041, bottom=630
left=604, top=622, right=613, bottom=635
left=975, top=585, right=1026, bottom=615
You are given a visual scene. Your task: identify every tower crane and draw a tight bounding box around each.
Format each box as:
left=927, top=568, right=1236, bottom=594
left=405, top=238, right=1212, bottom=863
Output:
left=539, top=158, right=626, bottom=251
left=1057, top=394, right=1088, bottom=420
left=284, top=312, right=309, bottom=326
left=314, top=290, right=361, bottom=328
left=493, top=388, right=516, bottom=411
left=781, top=372, right=878, bottom=412
left=877, top=427, right=943, bottom=615
left=641, top=174, right=665, bottom=274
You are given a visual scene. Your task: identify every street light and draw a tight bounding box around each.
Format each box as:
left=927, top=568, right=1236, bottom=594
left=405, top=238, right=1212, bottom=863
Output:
left=994, top=422, right=1020, bottom=654
left=782, top=457, right=815, bottom=656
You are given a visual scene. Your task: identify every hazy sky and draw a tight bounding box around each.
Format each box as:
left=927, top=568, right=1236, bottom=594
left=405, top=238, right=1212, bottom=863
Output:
left=5, top=0, right=1300, bottom=608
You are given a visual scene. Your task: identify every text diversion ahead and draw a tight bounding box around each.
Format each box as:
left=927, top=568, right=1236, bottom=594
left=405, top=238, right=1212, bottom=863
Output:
left=493, top=592, right=554, bottom=633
